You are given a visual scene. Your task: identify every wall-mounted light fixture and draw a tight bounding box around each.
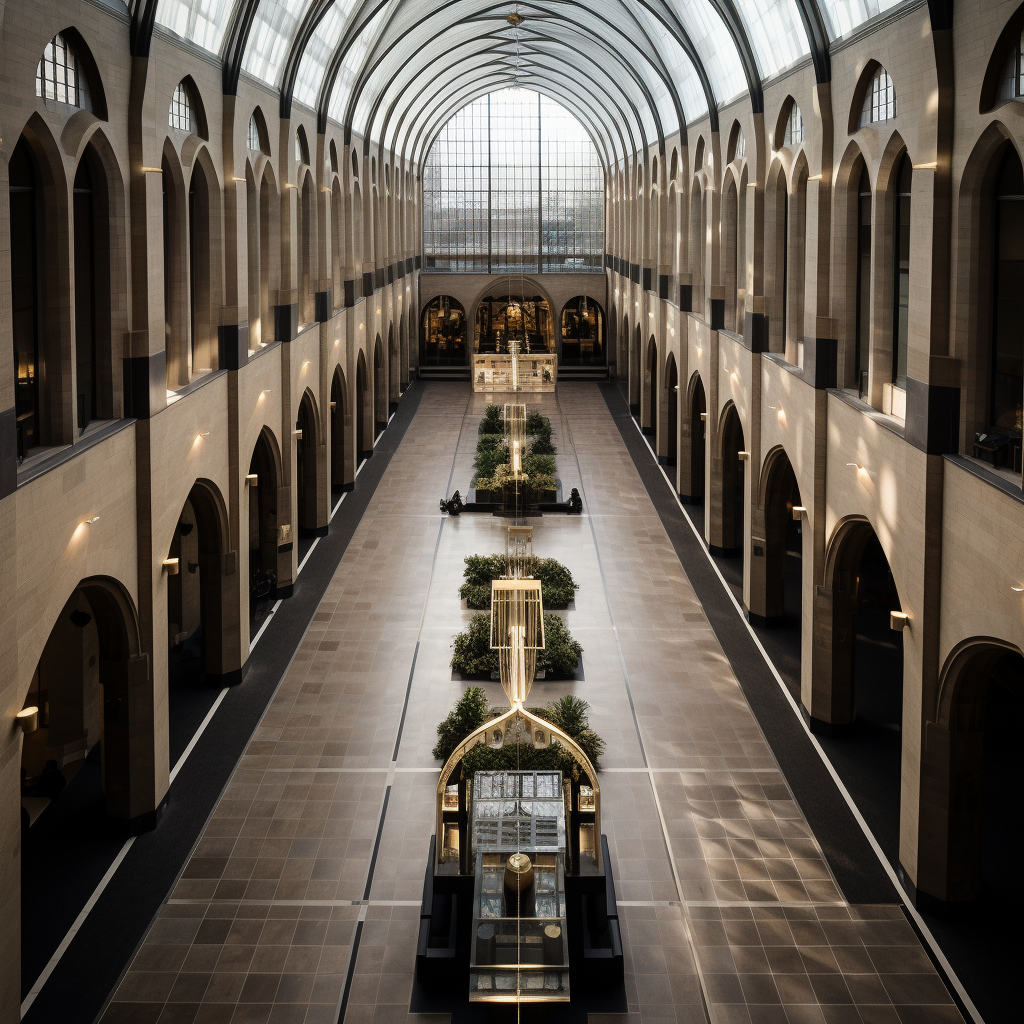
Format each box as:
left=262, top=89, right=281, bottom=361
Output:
left=791, top=505, right=807, bottom=521
left=1012, top=586, right=1023, bottom=593
left=140, top=167, right=163, bottom=174
left=913, top=161, right=938, bottom=170
left=163, top=557, right=180, bottom=575
left=293, top=429, right=303, bottom=440
left=334, top=338, right=340, bottom=346
left=807, top=173, right=823, bottom=182
left=245, top=473, right=259, bottom=486
left=890, top=611, right=909, bottom=631
left=17, top=707, right=39, bottom=734
left=700, top=412, right=707, bottom=422
left=330, top=401, right=337, bottom=409
left=84, top=516, right=100, bottom=525
left=737, top=451, right=749, bottom=461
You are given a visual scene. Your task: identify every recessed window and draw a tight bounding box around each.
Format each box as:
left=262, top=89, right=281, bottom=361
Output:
left=247, top=115, right=261, bottom=153
left=783, top=104, right=804, bottom=147
left=999, top=29, right=1024, bottom=102
left=36, top=33, right=80, bottom=107
left=168, top=83, right=192, bottom=133
left=860, top=67, right=897, bottom=126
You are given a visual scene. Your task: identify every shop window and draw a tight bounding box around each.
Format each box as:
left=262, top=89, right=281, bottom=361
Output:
left=860, top=67, right=897, bottom=126
left=168, top=82, right=192, bottom=133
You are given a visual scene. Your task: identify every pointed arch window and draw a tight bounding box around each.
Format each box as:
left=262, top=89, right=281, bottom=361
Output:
left=892, top=156, right=912, bottom=386
left=861, top=67, right=897, bottom=126
left=784, top=104, right=804, bottom=147
left=734, top=131, right=746, bottom=160
left=36, top=33, right=82, bottom=107
left=248, top=115, right=261, bottom=153
left=999, top=29, right=1024, bottom=101
left=169, top=82, right=192, bottom=132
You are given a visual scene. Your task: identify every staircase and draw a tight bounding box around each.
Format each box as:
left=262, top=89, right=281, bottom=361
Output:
left=416, top=365, right=471, bottom=382
left=557, top=365, right=610, bottom=382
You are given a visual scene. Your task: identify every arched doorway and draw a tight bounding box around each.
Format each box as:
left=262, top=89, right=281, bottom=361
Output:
left=356, top=350, right=370, bottom=460
left=475, top=295, right=554, bottom=354
left=248, top=429, right=281, bottom=626
left=751, top=451, right=802, bottom=632
left=560, top=296, right=605, bottom=365
left=295, top=390, right=321, bottom=537
left=629, top=325, right=641, bottom=415
left=421, top=295, right=467, bottom=365
left=813, top=519, right=903, bottom=859
left=20, top=578, right=152, bottom=994
left=388, top=325, right=399, bottom=410
left=714, top=404, right=745, bottom=560
left=373, top=336, right=387, bottom=438
left=330, top=366, right=352, bottom=491
left=921, top=643, right=1023, bottom=913
left=643, top=337, right=658, bottom=436
left=664, top=354, right=678, bottom=466
left=165, top=482, right=230, bottom=763
left=682, top=374, right=706, bottom=504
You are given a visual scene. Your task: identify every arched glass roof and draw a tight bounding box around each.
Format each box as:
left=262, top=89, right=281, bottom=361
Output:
left=147, top=0, right=916, bottom=160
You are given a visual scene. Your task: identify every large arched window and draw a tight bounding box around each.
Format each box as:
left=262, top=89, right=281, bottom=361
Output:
left=423, top=89, right=603, bottom=274
left=991, top=148, right=1024, bottom=438
left=856, top=166, right=872, bottom=397
left=892, top=155, right=912, bottom=386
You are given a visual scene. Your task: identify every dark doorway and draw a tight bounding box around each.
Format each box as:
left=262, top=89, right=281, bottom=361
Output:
left=420, top=295, right=467, bottom=365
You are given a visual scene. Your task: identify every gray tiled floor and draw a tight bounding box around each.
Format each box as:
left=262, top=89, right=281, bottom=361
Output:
left=100, top=384, right=962, bottom=1024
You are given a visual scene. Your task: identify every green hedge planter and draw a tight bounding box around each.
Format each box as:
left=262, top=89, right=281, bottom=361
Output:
left=451, top=612, right=583, bottom=679
left=459, top=554, right=579, bottom=609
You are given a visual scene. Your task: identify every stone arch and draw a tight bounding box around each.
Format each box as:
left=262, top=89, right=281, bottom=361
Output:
left=71, top=126, right=126, bottom=426
left=711, top=401, right=745, bottom=557
left=679, top=371, right=706, bottom=503
left=248, top=105, right=271, bottom=157
left=373, top=334, right=387, bottom=437
left=9, top=112, right=74, bottom=449
left=298, top=168, right=316, bottom=325
left=664, top=352, right=678, bottom=467
left=749, top=447, right=803, bottom=627
left=356, top=348, right=371, bottom=459
left=330, top=364, right=353, bottom=491
left=834, top=141, right=871, bottom=390
left=643, top=335, right=658, bottom=436
left=388, top=324, right=400, bottom=406
left=765, top=158, right=789, bottom=355
left=186, top=146, right=224, bottom=375
left=722, top=167, right=740, bottom=332
left=247, top=426, right=287, bottom=626
left=916, top=638, right=1024, bottom=906
left=19, top=575, right=154, bottom=825
left=296, top=388, right=326, bottom=537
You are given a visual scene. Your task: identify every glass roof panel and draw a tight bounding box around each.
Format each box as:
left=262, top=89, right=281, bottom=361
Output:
left=631, top=4, right=708, bottom=124
left=353, top=20, right=492, bottom=136
left=293, top=0, right=350, bottom=109
left=662, top=0, right=747, bottom=107
left=732, top=0, right=810, bottom=78
left=325, top=5, right=400, bottom=123
left=155, top=0, right=235, bottom=53
left=243, top=0, right=318, bottom=86
left=817, top=0, right=907, bottom=40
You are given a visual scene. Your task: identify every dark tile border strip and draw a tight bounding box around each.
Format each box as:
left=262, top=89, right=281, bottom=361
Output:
left=596, top=381, right=899, bottom=906
left=24, top=384, right=426, bottom=1024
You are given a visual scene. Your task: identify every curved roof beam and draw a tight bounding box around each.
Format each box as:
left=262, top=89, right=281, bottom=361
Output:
left=637, top=0, right=723, bottom=128
left=221, top=0, right=262, bottom=94
left=409, top=65, right=621, bottom=170
left=792, top=0, right=831, bottom=82
left=406, top=73, right=614, bottom=177
left=404, top=72, right=616, bottom=178
left=130, top=0, right=162, bottom=56
left=391, top=66, right=625, bottom=173
left=359, top=19, right=655, bottom=153
left=367, top=31, right=626, bottom=164
left=702, top=0, right=764, bottom=111
left=329, top=0, right=670, bottom=146
left=396, top=57, right=628, bottom=170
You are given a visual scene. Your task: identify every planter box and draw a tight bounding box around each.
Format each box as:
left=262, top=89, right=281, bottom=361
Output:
left=451, top=659, right=582, bottom=682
